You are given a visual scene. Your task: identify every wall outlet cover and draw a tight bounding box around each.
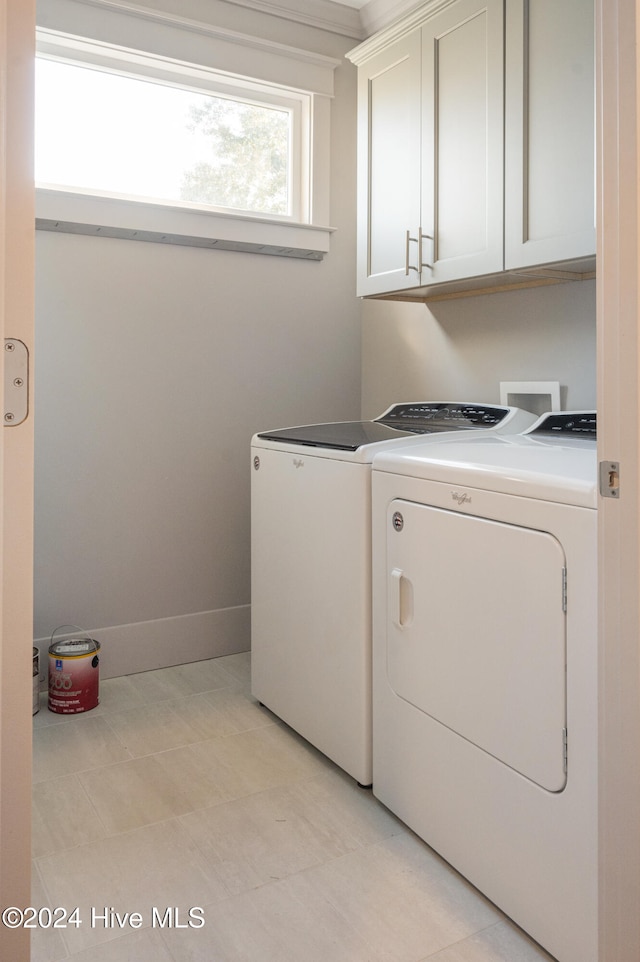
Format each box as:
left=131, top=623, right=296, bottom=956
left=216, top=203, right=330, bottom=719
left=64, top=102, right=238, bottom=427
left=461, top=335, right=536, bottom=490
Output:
left=499, top=380, right=561, bottom=416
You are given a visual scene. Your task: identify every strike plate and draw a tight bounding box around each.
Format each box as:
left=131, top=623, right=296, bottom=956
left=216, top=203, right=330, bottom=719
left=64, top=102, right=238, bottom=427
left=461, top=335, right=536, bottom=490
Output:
left=4, top=339, right=29, bottom=426
left=599, top=460, right=620, bottom=499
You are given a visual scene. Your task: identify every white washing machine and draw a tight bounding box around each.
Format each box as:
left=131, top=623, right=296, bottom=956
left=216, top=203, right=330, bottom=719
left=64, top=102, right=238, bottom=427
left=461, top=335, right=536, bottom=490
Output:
left=371, top=412, right=597, bottom=962
left=250, top=402, right=536, bottom=787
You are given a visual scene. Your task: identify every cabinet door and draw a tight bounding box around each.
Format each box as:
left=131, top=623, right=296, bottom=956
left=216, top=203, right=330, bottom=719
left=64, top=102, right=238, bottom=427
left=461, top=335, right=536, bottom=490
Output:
left=356, top=31, right=422, bottom=297
left=421, top=0, right=504, bottom=283
left=505, top=0, right=595, bottom=268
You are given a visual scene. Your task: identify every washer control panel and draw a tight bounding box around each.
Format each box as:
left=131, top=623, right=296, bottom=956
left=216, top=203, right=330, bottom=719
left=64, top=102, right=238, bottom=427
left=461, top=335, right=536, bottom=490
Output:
left=528, top=412, right=597, bottom=438
left=378, top=403, right=508, bottom=432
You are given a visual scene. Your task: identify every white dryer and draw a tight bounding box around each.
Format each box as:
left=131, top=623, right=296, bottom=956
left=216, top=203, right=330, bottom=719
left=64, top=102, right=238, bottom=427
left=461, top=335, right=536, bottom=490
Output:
left=251, top=402, right=536, bottom=787
left=371, top=412, right=597, bottom=962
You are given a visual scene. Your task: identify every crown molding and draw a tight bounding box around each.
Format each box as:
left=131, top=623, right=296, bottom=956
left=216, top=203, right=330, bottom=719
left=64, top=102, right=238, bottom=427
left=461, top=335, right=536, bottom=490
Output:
left=218, top=0, right=365, bottom=39
left=224, top=0, right=428, bottom=41
left=359, top=0, right=426, bottom=36
left=348, top=0, right=458, bottom=61
left=37, top=0, right=430, bottom=47
left=40, top=0, right=366, bottom=40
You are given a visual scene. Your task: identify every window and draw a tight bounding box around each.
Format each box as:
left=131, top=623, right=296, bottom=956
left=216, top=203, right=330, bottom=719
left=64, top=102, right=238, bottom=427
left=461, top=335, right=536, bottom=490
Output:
left=35, top=27, right=337, bottom=258
left=36, top=58, right=298, bottom=219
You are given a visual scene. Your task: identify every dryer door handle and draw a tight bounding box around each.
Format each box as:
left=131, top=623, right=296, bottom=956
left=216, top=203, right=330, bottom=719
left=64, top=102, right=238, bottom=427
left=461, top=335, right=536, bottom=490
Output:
left=391, top=568, right=414, bottom=629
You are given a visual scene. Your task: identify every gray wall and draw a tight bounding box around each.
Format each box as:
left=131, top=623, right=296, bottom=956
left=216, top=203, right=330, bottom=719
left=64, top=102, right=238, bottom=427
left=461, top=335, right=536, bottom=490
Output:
left=362, top=280, right=597, bottom=417
left=34, top=0, right=362, bottom=675
left=34, top=0, right=598, bottom=679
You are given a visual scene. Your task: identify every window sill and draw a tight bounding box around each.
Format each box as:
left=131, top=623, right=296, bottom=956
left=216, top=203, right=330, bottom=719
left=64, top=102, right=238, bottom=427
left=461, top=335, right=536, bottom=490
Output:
left=35, top=187, right=334, bottom=260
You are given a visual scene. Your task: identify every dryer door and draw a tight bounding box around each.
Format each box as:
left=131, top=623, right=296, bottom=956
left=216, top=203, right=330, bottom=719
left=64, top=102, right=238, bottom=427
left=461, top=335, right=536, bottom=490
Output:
left=386, top=499, right=567, bottom=792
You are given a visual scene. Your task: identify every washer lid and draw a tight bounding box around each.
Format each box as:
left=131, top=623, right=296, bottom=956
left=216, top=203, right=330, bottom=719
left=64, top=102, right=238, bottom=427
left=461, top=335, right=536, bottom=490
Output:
left=256, top=420, right=420, bottom=451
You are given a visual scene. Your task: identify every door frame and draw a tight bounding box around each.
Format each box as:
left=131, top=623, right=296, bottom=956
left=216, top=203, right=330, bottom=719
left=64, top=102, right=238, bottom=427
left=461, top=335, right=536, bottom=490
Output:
left=596, top=1, right=640, bottom=959
left=0, top=1, right=35, bottom=960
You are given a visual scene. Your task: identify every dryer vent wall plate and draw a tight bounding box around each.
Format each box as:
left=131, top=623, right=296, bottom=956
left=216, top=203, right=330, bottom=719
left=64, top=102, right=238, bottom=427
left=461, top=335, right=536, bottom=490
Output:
left=499, top=381, right=561, bottom=417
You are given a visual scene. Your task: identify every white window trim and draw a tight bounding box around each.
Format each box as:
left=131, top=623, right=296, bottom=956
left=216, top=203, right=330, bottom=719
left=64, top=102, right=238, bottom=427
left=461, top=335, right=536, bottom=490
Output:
left=36, top=187, right=332, bottom=259
left=35, top=14, right=339, bottom=257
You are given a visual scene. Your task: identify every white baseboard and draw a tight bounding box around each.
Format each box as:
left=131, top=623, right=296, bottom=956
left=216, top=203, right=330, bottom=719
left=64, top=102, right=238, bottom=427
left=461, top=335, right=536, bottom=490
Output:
left=35, top=606, right=250, bottom=683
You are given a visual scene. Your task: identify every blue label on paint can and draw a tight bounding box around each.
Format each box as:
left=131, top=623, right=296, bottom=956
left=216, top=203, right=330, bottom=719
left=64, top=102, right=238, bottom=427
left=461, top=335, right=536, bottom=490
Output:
left=56, top=659, right=63, bottom=671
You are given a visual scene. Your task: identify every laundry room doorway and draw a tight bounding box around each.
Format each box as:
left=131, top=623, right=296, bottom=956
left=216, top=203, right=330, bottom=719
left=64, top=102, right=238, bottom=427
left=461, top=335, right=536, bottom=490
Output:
left=0, top=2, right=640, bottom=961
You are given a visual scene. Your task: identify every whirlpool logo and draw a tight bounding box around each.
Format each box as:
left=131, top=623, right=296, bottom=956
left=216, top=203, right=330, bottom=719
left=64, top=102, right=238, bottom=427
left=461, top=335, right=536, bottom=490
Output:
left=451, top=490, right=472, bottom=506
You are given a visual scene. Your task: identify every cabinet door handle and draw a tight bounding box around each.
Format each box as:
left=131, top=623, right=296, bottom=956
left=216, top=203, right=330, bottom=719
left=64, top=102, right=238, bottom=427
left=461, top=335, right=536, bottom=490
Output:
left=405, top=230, right=420, bottom=275
left=420, top=231, right=434, bottom=270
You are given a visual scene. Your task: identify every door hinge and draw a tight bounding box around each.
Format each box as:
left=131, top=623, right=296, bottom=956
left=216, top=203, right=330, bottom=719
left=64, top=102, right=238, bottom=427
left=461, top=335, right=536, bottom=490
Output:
left=599, top=460, right=620, bottom=498
left=562, top=567, right=567, bottom=613
left=563, top=727, right=568, bottom=774
left=4, top=339, right=29, bottom=426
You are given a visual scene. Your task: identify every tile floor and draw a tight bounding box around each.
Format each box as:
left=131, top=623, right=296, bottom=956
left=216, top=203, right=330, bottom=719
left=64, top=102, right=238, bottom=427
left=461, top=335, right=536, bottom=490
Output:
left=31, top=653, right=556, bottom=962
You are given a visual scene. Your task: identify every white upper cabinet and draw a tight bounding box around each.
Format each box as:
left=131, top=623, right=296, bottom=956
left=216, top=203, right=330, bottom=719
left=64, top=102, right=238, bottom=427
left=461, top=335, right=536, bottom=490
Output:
left=504, top=0, right=595, bottom=269
left=420, top=0, right=504, bottom=285
left=348, top=0, right=596, bottom=298
left=355, top=31, right=423, bottom=295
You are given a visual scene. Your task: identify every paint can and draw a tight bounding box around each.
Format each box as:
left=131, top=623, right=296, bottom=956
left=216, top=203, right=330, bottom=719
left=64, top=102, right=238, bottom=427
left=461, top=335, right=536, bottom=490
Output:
left=33, top=647, right=40, bottom=715
left=48, top=626, right=100, bottom=714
